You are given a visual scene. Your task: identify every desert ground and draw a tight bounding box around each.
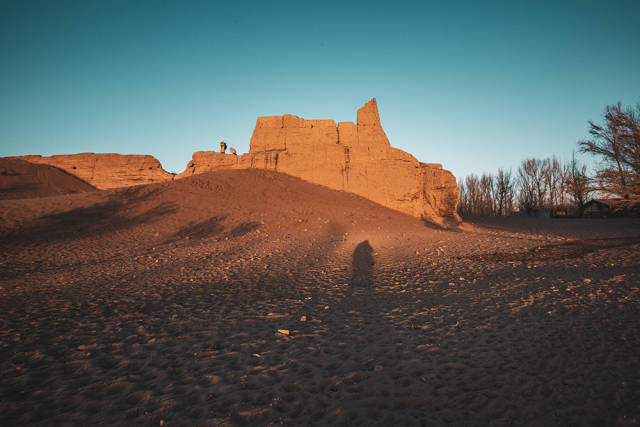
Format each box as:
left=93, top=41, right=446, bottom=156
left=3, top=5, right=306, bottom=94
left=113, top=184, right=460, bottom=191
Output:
left=1, top=166, right=639, bottom=425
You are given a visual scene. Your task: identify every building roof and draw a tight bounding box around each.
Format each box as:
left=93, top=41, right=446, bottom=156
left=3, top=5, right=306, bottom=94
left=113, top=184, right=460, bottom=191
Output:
left=585, top=198, right=640, bottom=211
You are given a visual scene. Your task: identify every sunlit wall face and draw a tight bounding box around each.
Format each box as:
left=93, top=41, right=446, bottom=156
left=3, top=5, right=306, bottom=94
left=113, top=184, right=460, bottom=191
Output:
left=1, top=0, right=639, bottom=178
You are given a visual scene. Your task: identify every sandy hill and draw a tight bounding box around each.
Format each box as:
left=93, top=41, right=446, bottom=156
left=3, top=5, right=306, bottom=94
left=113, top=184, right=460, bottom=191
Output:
left=0, top=168, right=426, bottom=270
left=0, top=158, right=96, bottom=200
left=1, top=168, right=639, bottom=425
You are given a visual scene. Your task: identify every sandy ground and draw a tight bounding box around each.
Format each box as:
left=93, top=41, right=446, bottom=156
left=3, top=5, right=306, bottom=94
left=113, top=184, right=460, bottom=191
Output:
left=1, top=170, right=639, bottom=426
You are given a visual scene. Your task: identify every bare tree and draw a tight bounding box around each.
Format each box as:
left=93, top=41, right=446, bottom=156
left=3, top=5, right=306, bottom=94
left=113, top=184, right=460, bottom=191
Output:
left=558, top=162, right=570, bottom=209
left=542, top=157, right=563, bottom=209
left=494, top=168, right=514, bottom=215
left=518, top=159, right=544, bottom=212
left=457, top=181, right=468, bottom=216
left=479, top=174, right=495, bottom=216
left=565, top=153, right=591, bottom=210
left=579, top=102, right=640, bottom=200
left=465, top=174, right=481, bottom=216
left=533, top=160, right=547, bottom=209
left=459, top=156, right=592, bottom=216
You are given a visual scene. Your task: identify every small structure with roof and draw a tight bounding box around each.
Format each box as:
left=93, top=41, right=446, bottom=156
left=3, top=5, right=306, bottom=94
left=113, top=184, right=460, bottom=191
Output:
left=582, top=198, right=640, bottom=218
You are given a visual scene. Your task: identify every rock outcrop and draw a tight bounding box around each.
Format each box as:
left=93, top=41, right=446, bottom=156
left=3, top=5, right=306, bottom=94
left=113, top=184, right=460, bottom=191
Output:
left=12, top=153, right=174, bottom=190
left=179, top=98, right=460, bottom=225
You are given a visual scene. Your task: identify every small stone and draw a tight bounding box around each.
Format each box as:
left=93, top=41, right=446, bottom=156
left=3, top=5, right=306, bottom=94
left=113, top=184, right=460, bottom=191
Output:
left=277, top=329, right=290, bottom=335
left=300, top=315, right=307, bottom=322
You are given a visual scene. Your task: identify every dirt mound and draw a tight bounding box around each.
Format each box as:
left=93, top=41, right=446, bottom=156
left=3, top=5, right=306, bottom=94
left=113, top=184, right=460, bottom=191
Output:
left=1, top=169, right=639, bottom=426
left=0, top=158, right=96, bottom=200
left=0, top=168, right=423, bottom=261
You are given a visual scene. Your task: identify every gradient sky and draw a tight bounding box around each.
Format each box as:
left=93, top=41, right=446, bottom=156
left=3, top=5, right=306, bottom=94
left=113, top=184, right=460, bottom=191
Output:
left=1, top=0, right=639, bottom=179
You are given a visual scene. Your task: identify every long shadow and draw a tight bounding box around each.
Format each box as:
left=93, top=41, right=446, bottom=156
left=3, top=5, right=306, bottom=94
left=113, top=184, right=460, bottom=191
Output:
left=0, top=186, right=177, bottom=246
left=350, top=240, right=375, bottom=288
left=226, top=221, right=261, bottom=238
left=464, top=236, right=640, bottom=263
left=169, top=218, right=262, bottom=244
left=172, top=216, right=227, bottom=242
left=230, top=221, right=347, bottom=299
left=0, top=183, right=39, bottom=199
left=422, top=217, right=463, bottom=231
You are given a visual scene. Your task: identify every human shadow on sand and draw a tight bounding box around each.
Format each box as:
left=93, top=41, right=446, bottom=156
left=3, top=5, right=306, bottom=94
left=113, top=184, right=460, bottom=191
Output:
left=350, top=240, right=375, bottom=288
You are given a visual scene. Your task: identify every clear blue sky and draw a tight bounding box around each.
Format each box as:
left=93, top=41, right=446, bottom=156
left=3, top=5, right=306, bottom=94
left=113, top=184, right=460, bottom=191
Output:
left=1, top=0, right=639, bottom=178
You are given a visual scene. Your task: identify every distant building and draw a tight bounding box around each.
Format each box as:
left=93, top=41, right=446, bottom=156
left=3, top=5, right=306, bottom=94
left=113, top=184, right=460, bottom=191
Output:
left=582, top=198, right=640, bottom=218
left=551, top=208, right=569, bottom=218
left=510, top=209, right=551, bottom=218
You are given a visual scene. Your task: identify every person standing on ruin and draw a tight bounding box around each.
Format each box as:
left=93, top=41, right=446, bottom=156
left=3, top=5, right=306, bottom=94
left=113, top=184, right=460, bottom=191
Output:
left=220, top=141, right=227, bottom=154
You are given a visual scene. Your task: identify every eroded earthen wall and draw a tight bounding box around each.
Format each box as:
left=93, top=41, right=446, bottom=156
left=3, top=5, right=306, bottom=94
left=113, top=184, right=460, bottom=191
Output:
left=179, top=98, right=460, bottom=225
left=12, top=99, right=460, bottom=224
left=14, top=153, right=174, bottom=190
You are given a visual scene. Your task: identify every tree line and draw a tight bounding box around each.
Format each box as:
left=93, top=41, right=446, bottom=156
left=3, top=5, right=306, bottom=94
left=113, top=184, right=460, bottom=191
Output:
left=458, top=156, right=589, bottom=216
left=458, top=102, right=639, bottom=217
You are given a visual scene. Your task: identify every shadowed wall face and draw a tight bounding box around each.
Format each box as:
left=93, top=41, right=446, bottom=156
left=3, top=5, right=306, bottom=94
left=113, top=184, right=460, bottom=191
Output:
left=351, top=240, right=374, bottom=287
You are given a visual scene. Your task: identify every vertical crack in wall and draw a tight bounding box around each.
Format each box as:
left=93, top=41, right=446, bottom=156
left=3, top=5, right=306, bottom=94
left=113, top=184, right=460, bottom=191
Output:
left=342, top=146, right=350, bottom=190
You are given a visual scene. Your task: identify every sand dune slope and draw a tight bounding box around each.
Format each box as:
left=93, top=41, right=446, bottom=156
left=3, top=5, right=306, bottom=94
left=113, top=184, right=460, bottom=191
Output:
left=1, top=170, right=639, bottom=426
left=0, top=158, right=96, bottom=200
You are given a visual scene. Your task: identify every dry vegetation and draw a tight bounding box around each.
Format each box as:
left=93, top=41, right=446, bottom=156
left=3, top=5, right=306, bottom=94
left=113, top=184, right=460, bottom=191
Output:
left=1, top=169, right=639, bottom=425
left=459, top=102, right=640, bottom=217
